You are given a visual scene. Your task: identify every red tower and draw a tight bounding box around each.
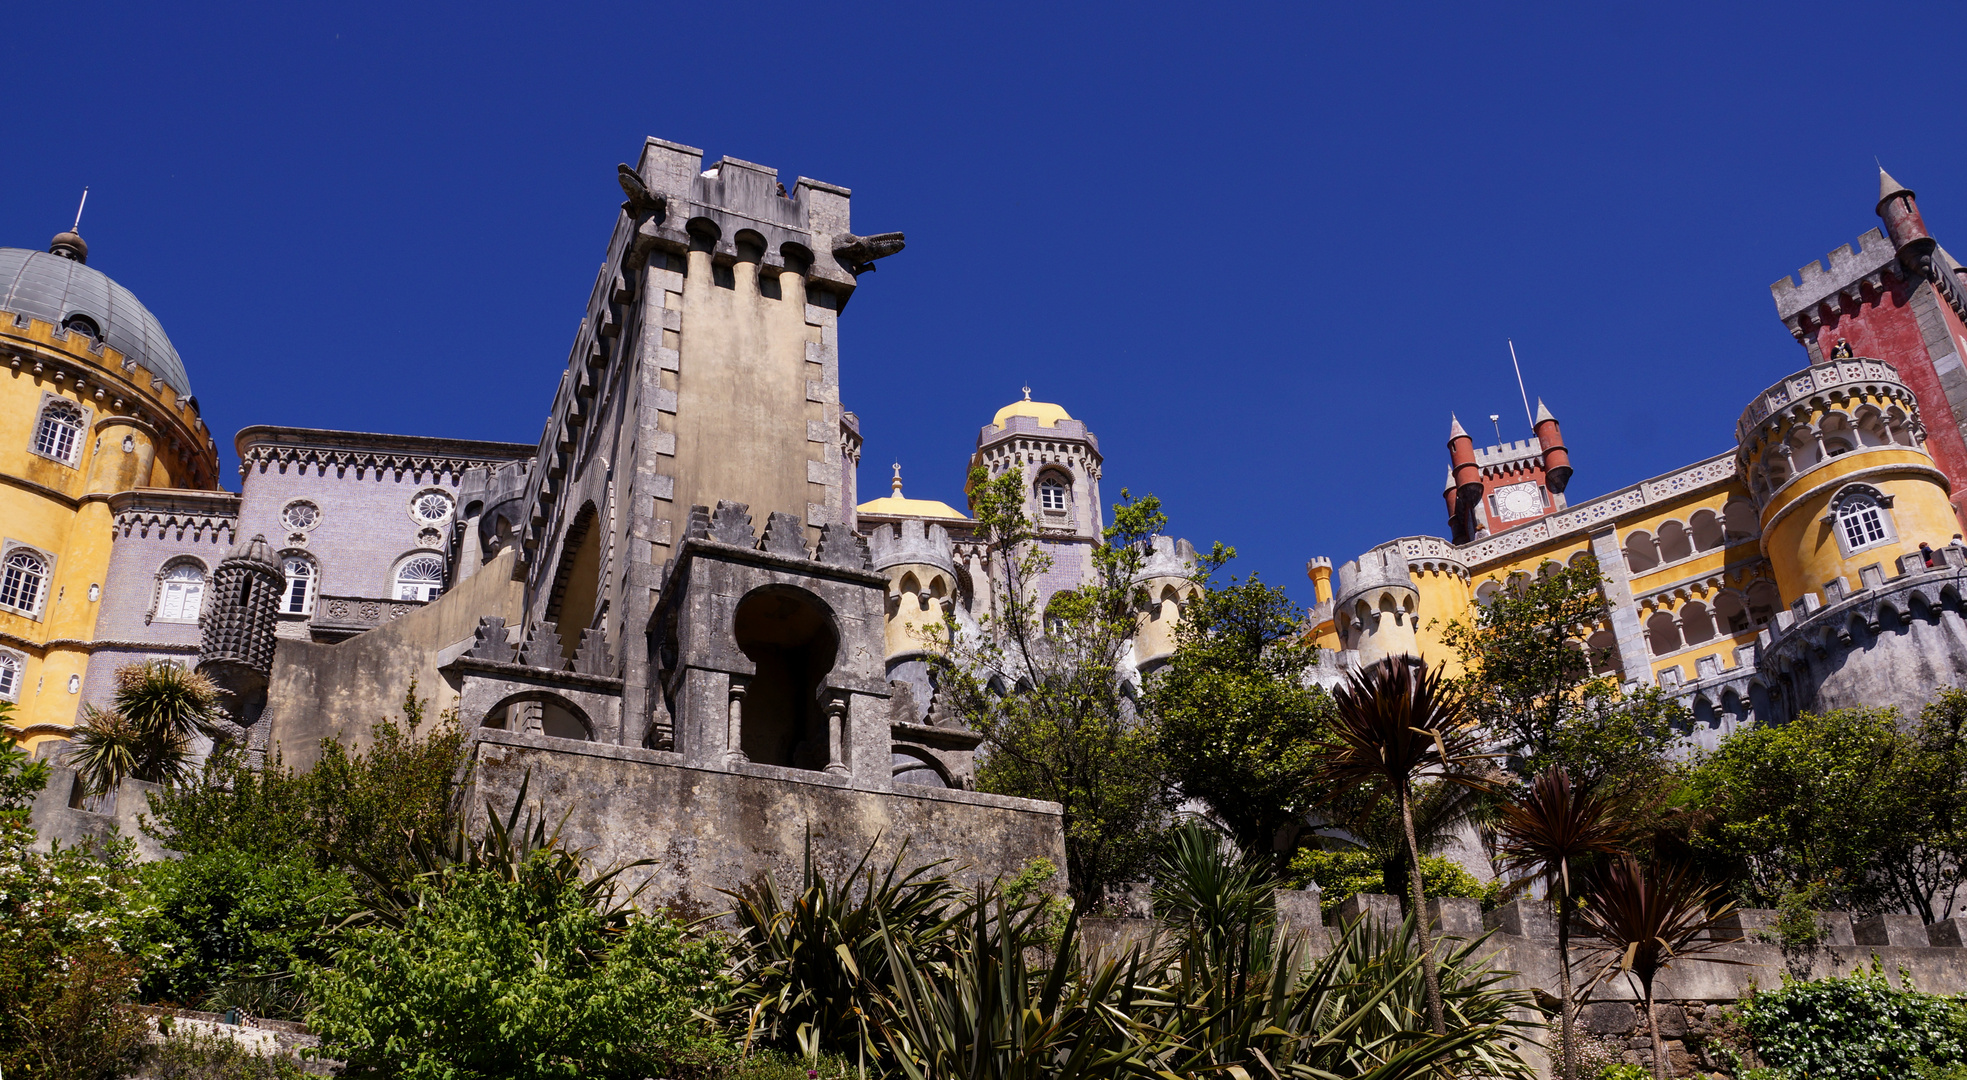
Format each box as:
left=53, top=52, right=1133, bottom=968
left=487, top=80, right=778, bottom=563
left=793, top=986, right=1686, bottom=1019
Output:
left=1771, top=170, right=1967, bottom=527
left=1442, top=406, right=1570, bottom=544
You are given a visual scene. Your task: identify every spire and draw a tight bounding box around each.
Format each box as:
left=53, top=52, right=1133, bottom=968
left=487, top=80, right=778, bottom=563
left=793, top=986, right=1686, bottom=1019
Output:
left=1880, top=165, right=1914, bottom=206
left=1534, top=398, right=1556, bottom=424
left=50, top=188, right=89, bottom=264
left=1448, top=413, right=1468, bottom=439
left=1022, top=384, right=1032, bottom=402
left=891, top=461, right=904, bottom=497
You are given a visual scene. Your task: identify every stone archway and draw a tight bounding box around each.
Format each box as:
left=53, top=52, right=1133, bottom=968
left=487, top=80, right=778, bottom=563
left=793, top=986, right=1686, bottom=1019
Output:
left=733, top=584, right=839, bottom=769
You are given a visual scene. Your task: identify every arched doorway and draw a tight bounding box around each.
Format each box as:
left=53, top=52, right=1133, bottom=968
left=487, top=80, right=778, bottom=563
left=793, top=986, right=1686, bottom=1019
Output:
left=733, top=585, right=838, bottom=769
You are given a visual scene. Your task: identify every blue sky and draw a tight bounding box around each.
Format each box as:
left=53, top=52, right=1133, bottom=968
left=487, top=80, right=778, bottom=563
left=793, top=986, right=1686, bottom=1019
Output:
left=7, top=3, right=1966, bottom=603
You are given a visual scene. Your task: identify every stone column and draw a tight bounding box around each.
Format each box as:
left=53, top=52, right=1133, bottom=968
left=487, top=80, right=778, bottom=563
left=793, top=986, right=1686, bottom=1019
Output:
left=726, top=679, right=748, bottom=765
left=823, top=693, right=849, bottom=777
left=1589, top=526, right=1653, bottom=682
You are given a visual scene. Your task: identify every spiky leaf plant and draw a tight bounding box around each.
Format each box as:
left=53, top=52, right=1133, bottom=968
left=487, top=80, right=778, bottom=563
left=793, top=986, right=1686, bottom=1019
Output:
left=66, top=661, right=224, bottom=796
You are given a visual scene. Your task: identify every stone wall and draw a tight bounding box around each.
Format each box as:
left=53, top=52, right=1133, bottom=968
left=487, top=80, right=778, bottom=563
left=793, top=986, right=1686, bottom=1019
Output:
left=465, top=728, right=1065, bottom=920
left=26, top=765, right=171, bottom=860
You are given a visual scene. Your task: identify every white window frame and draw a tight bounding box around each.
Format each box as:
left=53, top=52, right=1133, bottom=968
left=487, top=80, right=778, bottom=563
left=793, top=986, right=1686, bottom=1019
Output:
left=1038, top=475, right=1069, bottom=513
left=1823, top=484, right=1900, bottom=558
left=280, top=500, right=322, bottom=533
left=280, top=553, right=317, bottom=616
left=151, top=559, right=208, bottom=624
left=393, top=553, right=447, bottom=602
left=29, top=396, right=88, bottom=467
left=0, top=544, right=52, bottom=619
left=0, top=649, right=22, bottom=701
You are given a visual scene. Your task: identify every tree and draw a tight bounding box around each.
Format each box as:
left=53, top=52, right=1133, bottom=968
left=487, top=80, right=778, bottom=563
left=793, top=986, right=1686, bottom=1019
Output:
left=1686, top=697, right=1967, bottom=922
left=1319, top=657, right=1490, bottom=1035
left=1493, top=766, right=1638, bottom=1080
left=933, top=467, right=1175, bottom=907
left=1149, top=566, right=1333, bottom=865
left=65, top=661, right=224, bottom=796
left=0, top=708, right=50, bottom=828
left=1307, top=782, right=1494, bottom=913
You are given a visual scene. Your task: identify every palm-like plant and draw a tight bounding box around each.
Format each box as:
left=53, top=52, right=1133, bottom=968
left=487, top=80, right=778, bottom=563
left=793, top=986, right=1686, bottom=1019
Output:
left=1320, top=780, right=1496, bottom=907
left=1574, top=854, right=1742, bottom=1080
left=66, top=661, right=224, bottom=796
left=1494, top=766, right=1636, bottom=1080
left=1321, top=656, right=1491, bottom=1034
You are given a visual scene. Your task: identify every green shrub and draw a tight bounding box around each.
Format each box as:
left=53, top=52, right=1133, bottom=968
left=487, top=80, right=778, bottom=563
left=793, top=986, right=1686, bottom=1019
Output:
left=1597, top=1065, right=1649, bottom=1080
left=1287, top=847, right=1486, bottom=918
left=1739, top=962, right=1967, bottom=1079
left=127, top=846, right=356, bottom=1015
left=309, top=852, right=730, bottom=1080
left=143, top=1025, right=312, bottom=1079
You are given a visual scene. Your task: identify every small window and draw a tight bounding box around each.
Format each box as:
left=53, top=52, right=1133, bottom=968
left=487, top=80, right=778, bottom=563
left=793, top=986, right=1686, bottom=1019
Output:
left=155, top=563, right=205, bottom=623
left=1039, top=478, right=1067, bottom=512
left=412, top=491, right=454, bottom=525
left=0, top=550, right=48, bottom=616
left=281, top=501, right=321, bottom=531
left=395, top=556, right=446, bottom=602
left=281, top=556, right=316, bottom=615
left=1837, top=494, right=1889, bottom=552
left=62, top=313, right=100, bottom=341
left=32, top=400, right=85, bottom=464
left=0, top=652, right=20, bottom=700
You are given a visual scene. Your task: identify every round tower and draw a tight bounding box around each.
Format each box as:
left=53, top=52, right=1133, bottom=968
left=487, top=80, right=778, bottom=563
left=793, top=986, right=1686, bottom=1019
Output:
left=1737, top=356, right=1956, bottom=608
left=1877, top=167, right=1934, bottom=260
left=1130, top=535, right=1198, bottom=672
left=1333, top=542, right=1422, bottom=666
left=1445, top=416, right=1483, bottom=542
left=1533, top=399, right=1572, bottom=494
left=196, top=533, right=284, bottom=736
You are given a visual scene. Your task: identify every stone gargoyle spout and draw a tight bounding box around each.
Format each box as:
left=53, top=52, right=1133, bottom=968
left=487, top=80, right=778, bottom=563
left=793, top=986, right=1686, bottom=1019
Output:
left=833, top=231, right=906, bottom=275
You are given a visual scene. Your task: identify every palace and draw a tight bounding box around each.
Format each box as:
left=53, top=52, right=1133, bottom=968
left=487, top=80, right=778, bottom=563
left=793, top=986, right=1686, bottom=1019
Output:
left=1307, top=169, right=1967, bottom=743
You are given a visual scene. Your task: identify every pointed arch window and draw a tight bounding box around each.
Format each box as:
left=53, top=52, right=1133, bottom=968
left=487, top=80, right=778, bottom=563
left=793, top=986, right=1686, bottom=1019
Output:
left=155, top=561, right=206, bottom=623
left=0, top=550, right=49, bottom=617
left=281, top=555, right=316, bottom=615
left=395, top=556, right=446, bottom=602
left=32, top=400, right=85, bottom=465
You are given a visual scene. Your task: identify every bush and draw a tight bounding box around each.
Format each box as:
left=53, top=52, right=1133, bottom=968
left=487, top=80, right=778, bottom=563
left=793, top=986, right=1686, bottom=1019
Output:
left=1738, top=962, right=1967, bottom=1079
left=1287, top=847, right=1487, bottom=918
left=142, top=1025, right=312, bottom=1079
left=0, top=828, right=148, bottom=1079
left=309, top=852, right=730, bottom=1080
left=127, top=846, right=356, bottom=1015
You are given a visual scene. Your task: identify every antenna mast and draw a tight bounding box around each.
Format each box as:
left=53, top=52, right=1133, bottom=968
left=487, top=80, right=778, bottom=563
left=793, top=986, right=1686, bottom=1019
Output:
left=1508, top=339, right=1535, bottom=434
left=71, top=187, right=89, bottom=233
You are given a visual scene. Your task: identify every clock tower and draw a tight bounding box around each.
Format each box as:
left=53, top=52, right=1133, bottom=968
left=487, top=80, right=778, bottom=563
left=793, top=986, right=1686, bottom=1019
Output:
left=1442, top=400, right=1572, bottom=542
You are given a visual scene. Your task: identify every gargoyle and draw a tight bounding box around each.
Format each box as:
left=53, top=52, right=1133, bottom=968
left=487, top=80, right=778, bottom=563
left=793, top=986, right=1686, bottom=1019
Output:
left=616, top=163, right=667, bottom=220
left=833, top=231, right=906, bottom=275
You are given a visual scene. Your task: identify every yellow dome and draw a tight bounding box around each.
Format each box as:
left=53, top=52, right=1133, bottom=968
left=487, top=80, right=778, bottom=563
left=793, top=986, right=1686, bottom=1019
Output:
left=991, top=397, right=1072, bottom=430
left=857, top=463, right=969, bottom=520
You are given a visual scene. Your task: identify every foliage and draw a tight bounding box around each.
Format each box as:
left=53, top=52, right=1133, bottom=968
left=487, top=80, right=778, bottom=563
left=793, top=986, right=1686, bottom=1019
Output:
left=142, top=1024, right=312, bottom=1080
left=0, top=827, right=148, bottom=1079
left=1285, top=847, right=1485, bottom=919
left=1768, top=881, right=1829, bottom=947
left=1596, top=1066, right=1649, bottom=1080
left=309, top=847, right=729, bottom=1080
left=999, top=856, right=1070, bottom=949
left=726, top=837, right=966, bottom=1060
left=126, top=845, right=356, bottom=1015
left=67, top=661, right=226, bottom=796
left=0, top=714, right=51, bottom=826
left=1321, top=656, right=1490, bottom=1034
left=1147, top=567, right=1333, bottom=863
left=1314, top=782, right=1495, bottom=914
left=934, top=469, right=1176, bottom=906
left=1737, top=962, right=1967, bottom=1080
left=145, top=685, right=468, bottom=883
left=1686, top=694, right=1967, bottom=921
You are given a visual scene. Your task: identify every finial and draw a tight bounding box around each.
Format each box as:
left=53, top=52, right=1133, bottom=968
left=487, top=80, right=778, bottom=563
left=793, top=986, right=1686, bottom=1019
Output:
left=1490, top=414, right=1503, bottom=445
left=1449, top=413, right=1469, bottom=439
left=1022, top=385, right=1031, bottom=401
left=891, top=461, right=904, bottom=497
left=72, top=187, right=88, bottom=234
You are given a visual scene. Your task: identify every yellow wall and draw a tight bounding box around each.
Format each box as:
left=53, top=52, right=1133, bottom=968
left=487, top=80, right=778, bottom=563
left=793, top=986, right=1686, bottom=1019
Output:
left=0, top=314, right=217, bottom=746
left=1762, top=451, right=1955, bottom=605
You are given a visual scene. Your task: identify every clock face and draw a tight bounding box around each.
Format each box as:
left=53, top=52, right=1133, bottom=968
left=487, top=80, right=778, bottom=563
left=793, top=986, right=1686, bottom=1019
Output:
left=1494, top=481, right=1545, bottom=521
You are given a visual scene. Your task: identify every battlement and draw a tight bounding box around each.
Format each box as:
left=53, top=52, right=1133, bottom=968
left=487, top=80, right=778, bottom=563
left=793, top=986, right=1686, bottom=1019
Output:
left=1132, top=535, right=1198, bottom=583
left=1474, top=438, right=1543, bottom=471
left=1770, top=227, right=1900, bottom=323
left=1335, top=543, right=1416, bottom=607
left=868, top=518, right=956, bottom=576
left=975, top=413, right=1100, bottom=453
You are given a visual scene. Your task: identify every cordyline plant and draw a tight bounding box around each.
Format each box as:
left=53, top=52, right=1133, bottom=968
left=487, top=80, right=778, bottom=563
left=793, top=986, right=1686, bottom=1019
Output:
left=1321, top=656, right=1492, bottom=1035
left=1494, top=765, right=1639, bottom=1080
left=66, top=660, right=225, bottom=796
left=1575, top=854, right=1744, bottom=1080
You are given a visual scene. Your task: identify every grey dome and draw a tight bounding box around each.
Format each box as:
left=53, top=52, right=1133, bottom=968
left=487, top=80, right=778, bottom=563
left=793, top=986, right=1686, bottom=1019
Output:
left=0, top=247, right=191, bottom=396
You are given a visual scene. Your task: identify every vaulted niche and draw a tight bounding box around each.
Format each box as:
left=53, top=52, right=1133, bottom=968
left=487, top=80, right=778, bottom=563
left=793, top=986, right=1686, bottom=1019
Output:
left=733, top=585, right=838, bottom=770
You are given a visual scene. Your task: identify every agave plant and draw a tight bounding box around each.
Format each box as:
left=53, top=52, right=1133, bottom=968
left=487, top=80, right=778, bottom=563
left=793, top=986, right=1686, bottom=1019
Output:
left=725, top=832, right=969, bottom=1060
left=66, top=661, right=224, bottom=796
left=1320, top=656, right=1492, bottom=1034
left=1493, top=766, right=1638, bottom=1080
left=1574, top=854, right=1743, bottom=1080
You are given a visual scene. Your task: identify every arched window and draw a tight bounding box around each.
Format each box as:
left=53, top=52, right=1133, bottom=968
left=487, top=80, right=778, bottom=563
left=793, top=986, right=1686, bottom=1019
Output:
left=1836, top=493, right=1890, bottom=553
left=281, top=555, right=316, bottom=615
left=395, top=555, right=446, bottom=602
left=31, top=400, right=85, bottom=464
left=155, top=562, right=206, bottom=623
left=62, top=313, right=100, bottom=341
left=0, top=550, right=49, bottom=616
left=1038, top=476, right=1068, bottom=512
left=0, top=651, right=20, bottom=701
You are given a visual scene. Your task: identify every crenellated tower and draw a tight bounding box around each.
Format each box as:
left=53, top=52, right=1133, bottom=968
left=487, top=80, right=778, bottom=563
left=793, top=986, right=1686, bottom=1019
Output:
left=1130, top=535, right=1198, bottom=672
left=1333, top=543, right=1421, bottom=666
left=1442, top=405, right=1572, bottom=543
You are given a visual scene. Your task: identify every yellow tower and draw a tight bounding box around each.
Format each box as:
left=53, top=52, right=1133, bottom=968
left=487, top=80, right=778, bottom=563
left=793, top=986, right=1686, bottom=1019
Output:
left=0, top=231, right=217, bottom=745
left=1333, top=542, right=1422, bottom=666
left=1738, top=356, right=1956, bottom=610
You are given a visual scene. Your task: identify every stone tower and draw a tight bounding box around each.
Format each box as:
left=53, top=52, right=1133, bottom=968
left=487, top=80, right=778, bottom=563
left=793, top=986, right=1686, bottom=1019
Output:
left=195, top=533, right=283, bottom=745
left=1333, top=543, right=1421, bottom=667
